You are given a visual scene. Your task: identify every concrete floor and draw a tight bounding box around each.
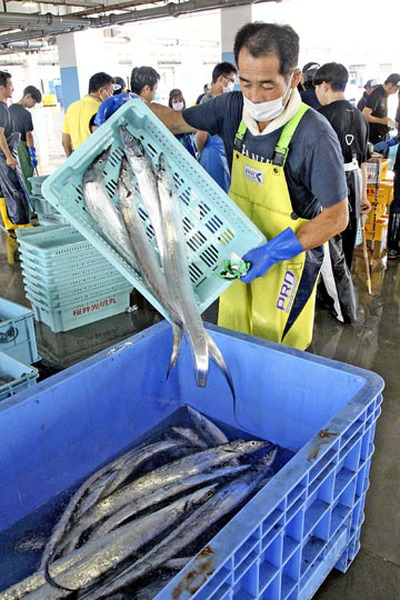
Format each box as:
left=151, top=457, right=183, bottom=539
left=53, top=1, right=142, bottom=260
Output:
left=0, top=104, right=399, bottom=598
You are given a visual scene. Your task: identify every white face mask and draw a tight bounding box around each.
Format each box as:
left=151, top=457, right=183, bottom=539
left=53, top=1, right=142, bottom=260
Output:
left=243, top=80, right=292, bottom=122
left=222, top=80, right=235, bottom=94
left=172, top=101, right=184, bottom=110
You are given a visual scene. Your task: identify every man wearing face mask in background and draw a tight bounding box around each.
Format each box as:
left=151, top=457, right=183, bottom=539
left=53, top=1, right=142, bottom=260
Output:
left=97, top=23, right=349, bottom=350
left=196, top=62, right=237, bottom=192
left=61, top=72, right=114, bottom=156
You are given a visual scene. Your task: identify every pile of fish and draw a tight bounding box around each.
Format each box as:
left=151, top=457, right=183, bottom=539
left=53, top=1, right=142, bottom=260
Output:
left=82, top=127, right=233, bottom=394
left=3, top=406, right=282, bottom=599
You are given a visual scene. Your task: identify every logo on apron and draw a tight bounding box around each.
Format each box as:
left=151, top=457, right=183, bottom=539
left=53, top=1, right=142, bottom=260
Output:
left=276, top=269, right=297, bottom=313
left=244, top=164, right=264, bottom=185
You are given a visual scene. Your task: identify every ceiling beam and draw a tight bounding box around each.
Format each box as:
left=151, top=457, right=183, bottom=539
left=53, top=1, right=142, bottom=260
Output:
left=0, top=0, right=281, bottom=44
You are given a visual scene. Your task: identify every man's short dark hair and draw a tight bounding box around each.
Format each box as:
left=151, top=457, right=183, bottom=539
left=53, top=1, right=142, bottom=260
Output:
left=234, top=22, right=299, bottom=80
left=23, top=85, right=42, bottom=103
left=0, top=71, right=11, bottom=88
left=211, top=62, right=237, bottom=84
left=130, top=66, right=160, bottom=94
left=313, top=63, right=348, bottom=92
left=88, top=72, right=113, bottom=93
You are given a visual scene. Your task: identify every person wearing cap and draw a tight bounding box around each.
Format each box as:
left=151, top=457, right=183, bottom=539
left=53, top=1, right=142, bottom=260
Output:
left=113, top=76, right=127, bottom=95
left=362, top=73, right=400, bottom=154
left=357, top=79, right=378, bottom=112
left=299, top=63, right=321, bottom=109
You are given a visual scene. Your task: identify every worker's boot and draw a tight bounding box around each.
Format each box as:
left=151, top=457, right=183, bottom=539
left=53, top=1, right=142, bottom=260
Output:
left=387, top=212, right=400, bottom=260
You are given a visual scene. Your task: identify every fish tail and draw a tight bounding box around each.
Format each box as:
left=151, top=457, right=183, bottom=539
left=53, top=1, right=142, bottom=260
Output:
left=206, top=332, right=235, bottom=399
left=166, top=323, right=183, bottom=380
left=188, top=330, right=209, bottom=388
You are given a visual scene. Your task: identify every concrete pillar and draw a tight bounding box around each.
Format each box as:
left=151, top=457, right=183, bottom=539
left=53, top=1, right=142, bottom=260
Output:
left=57, top=29, right=110, bottom=110
left=220, top=5, right=253, bottom=66
left=57, top=33, right=80, bottom=110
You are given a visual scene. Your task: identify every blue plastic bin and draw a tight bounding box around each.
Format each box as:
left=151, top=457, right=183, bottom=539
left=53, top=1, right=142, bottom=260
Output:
left=0, top=322, right=384, bottom=599
left=0, top=351, right=38, bottom=401
left=42, top=99, right=266, bottom=319
left=0, top=298, right=39, bottom=364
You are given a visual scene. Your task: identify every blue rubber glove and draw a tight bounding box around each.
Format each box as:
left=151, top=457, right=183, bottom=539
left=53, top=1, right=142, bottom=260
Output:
left=374, top=135, right=399, bottom=153
left=240, top=227, right=303, bottom=283
left=28, top=146, right=38, bottom=168
left=94, top=93, right=142, bottom=127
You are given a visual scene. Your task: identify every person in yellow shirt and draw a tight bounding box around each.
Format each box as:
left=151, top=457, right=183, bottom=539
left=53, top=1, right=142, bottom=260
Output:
left=61, top=72, right=114, bottom=156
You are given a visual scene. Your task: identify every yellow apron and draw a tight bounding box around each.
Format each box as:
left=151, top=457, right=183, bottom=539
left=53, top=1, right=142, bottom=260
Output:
left=218, top=104, right=324, bottom=350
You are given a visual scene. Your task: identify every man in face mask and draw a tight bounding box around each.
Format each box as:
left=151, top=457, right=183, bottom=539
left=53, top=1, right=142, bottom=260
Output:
left=62, top=72, right=114, bottom=156
left=196, top=62, right=237, bottom=192
left=99, top=22, right=349, bottom=350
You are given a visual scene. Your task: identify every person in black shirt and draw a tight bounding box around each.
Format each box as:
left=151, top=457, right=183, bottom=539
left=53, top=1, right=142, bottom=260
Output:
left=0, top=71, right=30, bottom=226
left=357, top=79, right=378, bottom=112
left=315, top=62, right=371, bottom=268
left=9, top=85, right=42, bottom=196
left=362, top=73, right=400, bottom=152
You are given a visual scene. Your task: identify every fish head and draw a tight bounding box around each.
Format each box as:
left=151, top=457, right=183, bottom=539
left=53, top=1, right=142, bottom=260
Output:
left=119, top=125, right=144, bottom=159
left=83, top=146, right=112, bottom=184
left=228, top=439, right=270, bottom=456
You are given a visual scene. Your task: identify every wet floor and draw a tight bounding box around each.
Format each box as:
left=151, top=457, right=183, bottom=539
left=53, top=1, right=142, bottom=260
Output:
left=1, top=105, right=399, bottom=598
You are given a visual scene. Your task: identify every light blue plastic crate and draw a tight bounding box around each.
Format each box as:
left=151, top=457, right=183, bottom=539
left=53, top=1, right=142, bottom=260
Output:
left=0, top=298, right=39, bottom=364
left=32, top=196, right=70, bottom=227
left=17, top=226, right=102, bottom=263
left=30, top=287, right=131, bottom=332
left=22, top=269, right=129, bottom=301
left=27, top=175, right=49, bottom=196
left=20, top=256, right=126, bottom=290
left=0, top=322, right=384, bottom=598
left=25, top=279, right=132, bottom=310
left=0, top=351, right=38, bottom=401
left=42, top=99, right=266, bottom=319
left=16, top=224, right=71, bottom=239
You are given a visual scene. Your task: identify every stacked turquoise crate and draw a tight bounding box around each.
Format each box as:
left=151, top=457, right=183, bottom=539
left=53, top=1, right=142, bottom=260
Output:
left=0, top=298, right=39, bottom=400
left=28, top=175, right=69, bottom=226
left=16, top=226, right=132, bottom=332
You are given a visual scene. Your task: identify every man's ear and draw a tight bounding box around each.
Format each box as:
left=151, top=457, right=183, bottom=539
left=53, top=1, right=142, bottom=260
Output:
left=291, top=68, right=301, bottom=89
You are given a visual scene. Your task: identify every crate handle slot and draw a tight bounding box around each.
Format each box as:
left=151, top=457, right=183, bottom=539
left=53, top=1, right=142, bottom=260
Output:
left=0, top=326, right=19, bottom=343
